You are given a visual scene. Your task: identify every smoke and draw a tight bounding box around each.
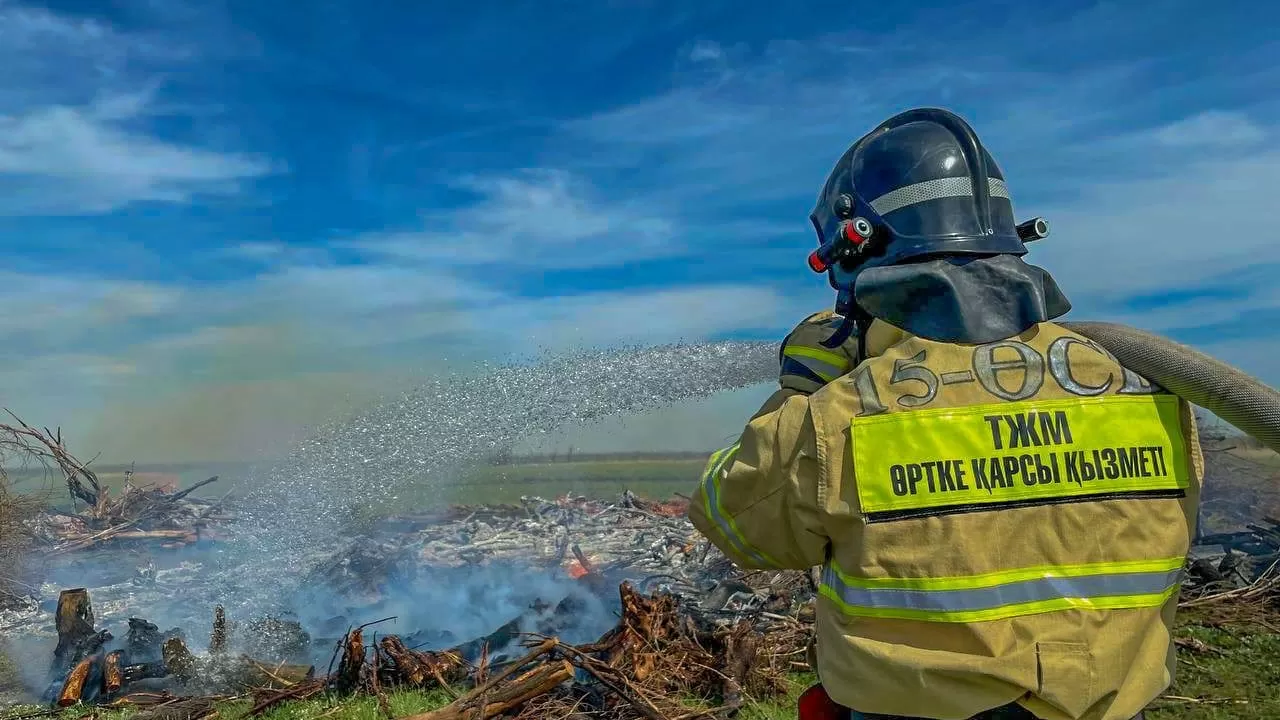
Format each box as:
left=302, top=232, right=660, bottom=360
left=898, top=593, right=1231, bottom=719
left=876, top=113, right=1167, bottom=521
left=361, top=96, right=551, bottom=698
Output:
left=206, top=339, right=776, bottom=652
left=0, top=339, right=779, bottom=700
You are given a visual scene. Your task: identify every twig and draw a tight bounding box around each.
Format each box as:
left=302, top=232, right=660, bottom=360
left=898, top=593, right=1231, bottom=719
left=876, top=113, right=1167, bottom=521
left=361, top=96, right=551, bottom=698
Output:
left=550, top=640, right=669, bottom=720
left=1154, top=694, right=1249, bottom=706
left=169, top=476, right=220, bottom=502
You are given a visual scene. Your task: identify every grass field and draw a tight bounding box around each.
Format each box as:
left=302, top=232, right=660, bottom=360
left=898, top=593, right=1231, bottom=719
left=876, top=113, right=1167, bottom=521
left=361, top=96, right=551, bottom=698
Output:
left=0, top=672, right=818, bottom=720
left=7, top=457, right=710, bottom=514
left=441, top=458, right=705, bottom=505
left=0, top=614, right=1275, bottom=720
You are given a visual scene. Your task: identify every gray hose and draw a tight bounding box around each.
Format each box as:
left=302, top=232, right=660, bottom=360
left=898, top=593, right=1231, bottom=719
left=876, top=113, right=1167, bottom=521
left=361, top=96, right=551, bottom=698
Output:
left=1061, top=321, right=1280, bottom=454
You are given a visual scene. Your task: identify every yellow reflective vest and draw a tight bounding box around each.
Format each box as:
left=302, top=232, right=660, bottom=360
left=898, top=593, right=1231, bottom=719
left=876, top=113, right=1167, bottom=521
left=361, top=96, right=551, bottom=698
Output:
left=689, top=320, right=1204, bottom=720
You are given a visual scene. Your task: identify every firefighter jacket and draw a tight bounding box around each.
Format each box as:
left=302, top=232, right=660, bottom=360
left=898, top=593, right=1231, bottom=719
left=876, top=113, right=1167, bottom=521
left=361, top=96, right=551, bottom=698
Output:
left=688, top=319, right=1204, bottom=720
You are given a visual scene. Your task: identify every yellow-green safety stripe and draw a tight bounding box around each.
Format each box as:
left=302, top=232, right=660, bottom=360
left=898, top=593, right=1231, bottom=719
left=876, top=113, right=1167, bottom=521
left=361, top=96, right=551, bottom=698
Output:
left=699, top=443, right=781, bottom=568
left=819, top=556, right=1185, bottom=622
left=783, top=346, right=848, bottom=382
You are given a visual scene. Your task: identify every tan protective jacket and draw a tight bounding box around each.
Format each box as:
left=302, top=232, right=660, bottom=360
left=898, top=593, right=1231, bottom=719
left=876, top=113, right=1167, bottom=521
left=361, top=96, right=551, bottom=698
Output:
left=689, top=320, right=1204, bottom=720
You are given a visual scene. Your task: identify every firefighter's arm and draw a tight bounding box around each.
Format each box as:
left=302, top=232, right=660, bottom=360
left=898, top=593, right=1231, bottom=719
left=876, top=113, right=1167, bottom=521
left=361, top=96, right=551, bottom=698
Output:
left=688, top=387, right=828, bottom=570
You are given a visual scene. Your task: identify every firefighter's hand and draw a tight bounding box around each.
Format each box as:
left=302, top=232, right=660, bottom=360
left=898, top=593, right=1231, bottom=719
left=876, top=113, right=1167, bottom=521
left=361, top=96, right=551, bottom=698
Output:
left=779, top=311, right=858, bottom=394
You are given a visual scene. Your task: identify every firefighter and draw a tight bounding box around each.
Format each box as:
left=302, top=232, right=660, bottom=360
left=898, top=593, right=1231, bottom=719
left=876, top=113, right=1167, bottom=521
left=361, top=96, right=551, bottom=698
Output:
left=688, top=108, right=1201, bottom=720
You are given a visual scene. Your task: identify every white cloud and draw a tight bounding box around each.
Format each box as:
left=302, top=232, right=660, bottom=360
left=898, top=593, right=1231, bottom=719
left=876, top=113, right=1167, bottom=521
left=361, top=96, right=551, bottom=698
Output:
left=559, top=53, right=1152, bottom=214
left=1028, top=147, right=1280, bottom=303
left=0, top=97, right=275, bottom=215
left=558, top=37, right=1280, bottom=365
left=687, top=40, right=724, bottom=64
left=0, top=246, right=802, bottom=462
left=1151, top=111, right=1267, bottom=148
left=0, top=2, right=275, bottom=215
left=496, top=284, right=812, bottom=353
left=0, top=5, right=1274, bottom=464
left=0, top=270, right=183, bottom=348
left=346, top=168, right=683, bottom=269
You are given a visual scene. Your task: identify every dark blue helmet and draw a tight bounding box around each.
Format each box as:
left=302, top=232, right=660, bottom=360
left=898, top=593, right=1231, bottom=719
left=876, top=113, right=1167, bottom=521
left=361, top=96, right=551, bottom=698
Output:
left=810, top=107, right=1030, bottom=290
left=808, top=107, right=1069, bottom=344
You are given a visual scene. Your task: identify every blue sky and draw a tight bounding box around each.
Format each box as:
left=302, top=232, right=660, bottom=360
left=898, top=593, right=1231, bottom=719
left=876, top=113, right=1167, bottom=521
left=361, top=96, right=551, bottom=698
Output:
left=0, top=0, right=1277, bottom=462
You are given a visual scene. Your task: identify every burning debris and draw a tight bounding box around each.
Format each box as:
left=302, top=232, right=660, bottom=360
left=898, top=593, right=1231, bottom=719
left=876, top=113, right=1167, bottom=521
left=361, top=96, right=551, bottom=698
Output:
left=35, top=564, right=813, bottom=720
left=7, top=415, right=1276, bottom=718
left=13, top=486, right=1280, bottom=719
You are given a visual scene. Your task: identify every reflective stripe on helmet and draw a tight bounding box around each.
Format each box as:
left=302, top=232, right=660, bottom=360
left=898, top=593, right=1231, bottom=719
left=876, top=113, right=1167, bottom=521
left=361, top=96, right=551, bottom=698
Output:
left=869, top=177, right=1010, bottom=218
left=819, top=556, right=1185, bottom=622
left=699, top=443, right=781, bottom=568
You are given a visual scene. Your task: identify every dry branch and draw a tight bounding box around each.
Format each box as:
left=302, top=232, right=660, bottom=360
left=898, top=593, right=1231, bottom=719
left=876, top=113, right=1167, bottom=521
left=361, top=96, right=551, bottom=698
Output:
left=0, top=408, right=101, bottom=509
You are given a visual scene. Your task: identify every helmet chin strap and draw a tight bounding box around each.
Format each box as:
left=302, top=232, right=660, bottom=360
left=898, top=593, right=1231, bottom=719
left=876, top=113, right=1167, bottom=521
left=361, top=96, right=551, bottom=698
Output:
left=819, top=285, right=868, bottom=362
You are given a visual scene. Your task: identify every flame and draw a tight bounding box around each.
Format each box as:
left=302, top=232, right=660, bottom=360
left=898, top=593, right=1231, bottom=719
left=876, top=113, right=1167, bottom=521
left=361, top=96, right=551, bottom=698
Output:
left=566, top=553, right=601, bottom=580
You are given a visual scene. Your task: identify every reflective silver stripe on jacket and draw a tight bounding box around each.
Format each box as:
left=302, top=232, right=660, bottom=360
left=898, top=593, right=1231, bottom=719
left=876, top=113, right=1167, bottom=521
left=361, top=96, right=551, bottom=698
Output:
left=820, top=562, right=1184, bottom=620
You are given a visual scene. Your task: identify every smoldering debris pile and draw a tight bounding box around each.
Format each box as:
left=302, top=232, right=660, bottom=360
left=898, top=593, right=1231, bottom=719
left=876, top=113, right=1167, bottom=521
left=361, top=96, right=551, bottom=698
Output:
left=1178, top=516, right=1280, bottom=627
left=351, top=492, right=755, bottom=589
left=38, top=565, right=814, bottom=720
left=276, top=578, right=809, bottom=720
left=12, top=420, right=1280, bottom=719
left=23, top=487, right=1280, bottom=719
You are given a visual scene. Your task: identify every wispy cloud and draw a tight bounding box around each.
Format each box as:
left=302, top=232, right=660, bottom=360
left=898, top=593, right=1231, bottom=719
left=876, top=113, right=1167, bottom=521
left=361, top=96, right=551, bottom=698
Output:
left=686, top=40, right=724, bottom=65
left=0, top=95, right=276, bottom=215
left=0, top=0, right=1275, bottom=462
left=549, top=25, right=1280, bottom=370
left=344, top=169, right=682, bottom=270
left=1150, top=111, right=1267, bottom=148
left=0, top=1, right=275, bottom=215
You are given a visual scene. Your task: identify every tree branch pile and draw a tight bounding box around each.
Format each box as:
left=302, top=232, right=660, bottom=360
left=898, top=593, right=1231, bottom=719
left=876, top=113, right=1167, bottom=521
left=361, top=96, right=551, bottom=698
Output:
left=0, top=409, right=225, bottom=558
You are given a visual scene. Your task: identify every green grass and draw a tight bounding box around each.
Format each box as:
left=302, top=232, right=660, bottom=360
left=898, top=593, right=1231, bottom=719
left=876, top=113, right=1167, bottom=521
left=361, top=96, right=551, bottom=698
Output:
left=1146, top=616, right=1280, bottom=719
left=4, top=618, right=1276, bottom=720
left=10, top=457, right=709, bottom=515
left=438, top=458, right=704, bottom=506
left=0, top=673, right=817, bottom=720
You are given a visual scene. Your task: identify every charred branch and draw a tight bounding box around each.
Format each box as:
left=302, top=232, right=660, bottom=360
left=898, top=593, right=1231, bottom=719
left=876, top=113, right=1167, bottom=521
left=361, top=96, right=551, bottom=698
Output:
left=103, top=650, right=125, bottom=694
left=57, top=655, right=99, bottom=707
left=162, top=637, right=197, bottom=683
left=335, top=628, right=366, bottom=694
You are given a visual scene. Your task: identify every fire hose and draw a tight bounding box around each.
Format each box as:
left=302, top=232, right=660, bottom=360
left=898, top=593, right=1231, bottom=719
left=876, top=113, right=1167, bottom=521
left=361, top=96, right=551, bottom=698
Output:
left=1060, top=321, right=1280, bottom=454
